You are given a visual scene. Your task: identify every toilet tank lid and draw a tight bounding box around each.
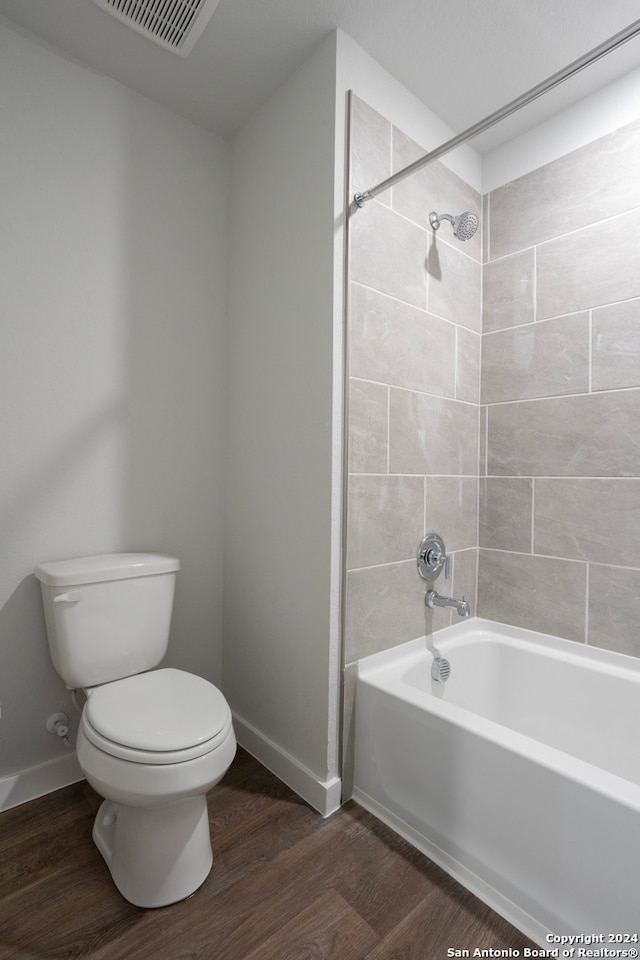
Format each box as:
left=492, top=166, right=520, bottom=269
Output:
left=35, top=553, right=180, bottom=587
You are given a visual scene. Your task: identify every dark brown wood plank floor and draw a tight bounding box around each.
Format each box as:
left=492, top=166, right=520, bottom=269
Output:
left=0, top=748, right=536, bottom=960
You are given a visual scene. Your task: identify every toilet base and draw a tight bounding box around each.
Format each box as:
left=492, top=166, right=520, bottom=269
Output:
left=92, top=795, right=213, bottom=908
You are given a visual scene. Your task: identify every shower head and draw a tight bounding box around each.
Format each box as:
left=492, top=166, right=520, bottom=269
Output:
left=429, top=210, right=479, bottom=241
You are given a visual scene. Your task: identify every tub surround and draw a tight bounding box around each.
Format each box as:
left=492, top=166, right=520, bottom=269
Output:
left=346, top=93, right=482, bottom=670
left=480, top=116, right=640, bottom=652
left=345, top=95, right=640, bottom=679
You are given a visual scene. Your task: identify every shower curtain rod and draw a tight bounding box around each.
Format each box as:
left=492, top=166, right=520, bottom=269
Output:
left=353, top=18, right=640, bottom=207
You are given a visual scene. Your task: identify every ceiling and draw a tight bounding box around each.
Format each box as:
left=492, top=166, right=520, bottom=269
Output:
left=1, top=0, right=639, bottom=151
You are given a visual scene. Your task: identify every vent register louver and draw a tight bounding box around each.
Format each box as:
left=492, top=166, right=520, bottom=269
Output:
left=91, top=0, right=222, bottom=56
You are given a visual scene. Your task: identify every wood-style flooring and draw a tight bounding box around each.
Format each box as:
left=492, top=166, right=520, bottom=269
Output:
left=0, top=748, right=536, bottom=959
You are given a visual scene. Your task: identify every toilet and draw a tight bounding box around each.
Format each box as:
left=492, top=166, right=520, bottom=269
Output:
left=35, top=552, right=236, bottom=908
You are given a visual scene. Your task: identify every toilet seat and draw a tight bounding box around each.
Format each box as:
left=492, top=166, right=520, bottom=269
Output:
left=82, top=668, right=233, bottom=765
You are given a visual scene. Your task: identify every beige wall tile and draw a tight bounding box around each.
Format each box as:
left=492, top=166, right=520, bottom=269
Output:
left=425, top=476, right=478, bottom=551
left=345, top=98, right=484, bottom=673
left=482, top=249, right=534, bottom=332
left=349, top=200, right=428, bottom=309
left=349, top=95, right=391, bottom=207
left=588, top=565, right=640, bottom=657
left=451, top=548, right=478, bottom=619
left=424, top=602, right=453, bottom=634
left=534, top=478, right=640, bottom=567
left=350, top=283, right=455, bottom=396
left=346, top=98, right=640, bottom=667
left=389, top=389, right=478, bottom=476
left=592, top=299, right=640, bottom=392
left=536, top=209, right=640, bottom=319
left=347, top=475, right=424, bottom=569
left=479, top=405, right=487, bottom=478
left=487, top=390, right=640, bottom=477
left=391, top=127, right=482, bottom=262
left=428, top=239, right=482, bottom=332
left=477, top=549, right=586, bottom=642
left=489, top=119, right=640, bottom=258
left=344, top=560, right=428, bottom=662
left=481, top=313, right=589, bottom=403
left=456, top=326, right=481, bottom=403
left=479, top=478, right=532, bottom=552
left=348, top=379, right=388, bottom=474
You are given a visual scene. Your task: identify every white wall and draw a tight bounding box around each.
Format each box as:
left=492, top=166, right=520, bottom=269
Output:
left=224, top=33, right=342, bottom=815
left=335, top=30, right=482, bottom=197
left=0, top=21, right=229, bottom=807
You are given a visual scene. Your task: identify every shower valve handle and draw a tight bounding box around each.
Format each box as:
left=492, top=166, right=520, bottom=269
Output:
left=417, top=533, right=449, bottom=582
left=425, top=548, right=450, bottom=579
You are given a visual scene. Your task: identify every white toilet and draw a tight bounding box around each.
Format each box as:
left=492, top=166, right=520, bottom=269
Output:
left=35, top=552, right=237, bottom=909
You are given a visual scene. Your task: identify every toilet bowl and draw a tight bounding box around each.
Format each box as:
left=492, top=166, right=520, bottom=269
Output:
left=77, top=726, right=236, bottom=907
left=35, top=553, right=237, bottom=908
left=76, top=667, right=236, bottom=907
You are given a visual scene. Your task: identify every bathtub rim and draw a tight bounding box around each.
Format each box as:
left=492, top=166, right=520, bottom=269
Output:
left=357, top=616, right=640, bottom=683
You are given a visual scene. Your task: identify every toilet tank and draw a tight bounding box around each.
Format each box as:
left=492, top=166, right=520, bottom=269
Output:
left=35, top=553, right=180, bottom=689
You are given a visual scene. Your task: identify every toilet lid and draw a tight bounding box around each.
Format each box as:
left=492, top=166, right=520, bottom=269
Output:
left=84, top=668, right=230, bottom=755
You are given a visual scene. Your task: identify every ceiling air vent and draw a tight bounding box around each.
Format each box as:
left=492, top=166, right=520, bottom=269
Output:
left=91, top=0, right=222, bottom=57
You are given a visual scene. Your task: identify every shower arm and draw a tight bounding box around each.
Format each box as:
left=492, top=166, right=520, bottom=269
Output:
left=353, top=18, right=640, bottom=208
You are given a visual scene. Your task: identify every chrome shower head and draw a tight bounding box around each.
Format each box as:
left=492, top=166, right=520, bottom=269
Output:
left=429, top=210, right=479, bottom=241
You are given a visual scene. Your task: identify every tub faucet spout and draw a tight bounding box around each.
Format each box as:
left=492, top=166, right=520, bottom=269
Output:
left=426, top=590, right=469, bottom=618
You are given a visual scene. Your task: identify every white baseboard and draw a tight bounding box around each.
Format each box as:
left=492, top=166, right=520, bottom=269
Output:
left=0, top=752, right=83, bottom=812
left=232, top=713, right=342, bottom=818
left=0, top=723, right=343, bottom=820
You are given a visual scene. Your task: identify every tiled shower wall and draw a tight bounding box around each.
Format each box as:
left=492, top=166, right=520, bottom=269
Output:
left=346, top=95, right=640, bottom=674
left=345, top=95, right=482, bottom=669
left=479, top=117, right=640, bottom=655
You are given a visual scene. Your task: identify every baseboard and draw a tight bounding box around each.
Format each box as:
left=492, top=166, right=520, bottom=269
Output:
left=232, top=712, right=342, bottom=818
left=0, top=725, right=343, bottom=818
left=0, top=752, right=83, bottom=812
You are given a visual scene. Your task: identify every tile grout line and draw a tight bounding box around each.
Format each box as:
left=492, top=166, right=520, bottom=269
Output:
left=531, top=477, right=535, bottom=555
left=585, top=563, right=591, bottom=646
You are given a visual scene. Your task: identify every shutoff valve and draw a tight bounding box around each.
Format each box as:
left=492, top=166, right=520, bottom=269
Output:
left=46, top=712, right=70, bottom=739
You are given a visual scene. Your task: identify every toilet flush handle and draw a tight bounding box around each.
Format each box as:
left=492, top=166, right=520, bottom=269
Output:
left=53, top=590, right=82, bottom=603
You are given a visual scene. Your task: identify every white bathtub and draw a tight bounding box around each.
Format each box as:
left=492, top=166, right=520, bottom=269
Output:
left=353, top=618, right=640, bottom=945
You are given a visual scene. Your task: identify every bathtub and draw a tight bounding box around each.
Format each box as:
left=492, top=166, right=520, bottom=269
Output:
left=352, top=618, right=640, bottom=945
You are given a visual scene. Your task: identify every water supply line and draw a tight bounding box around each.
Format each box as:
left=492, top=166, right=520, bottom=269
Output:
left=353, top=19, right=640, bottom=208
